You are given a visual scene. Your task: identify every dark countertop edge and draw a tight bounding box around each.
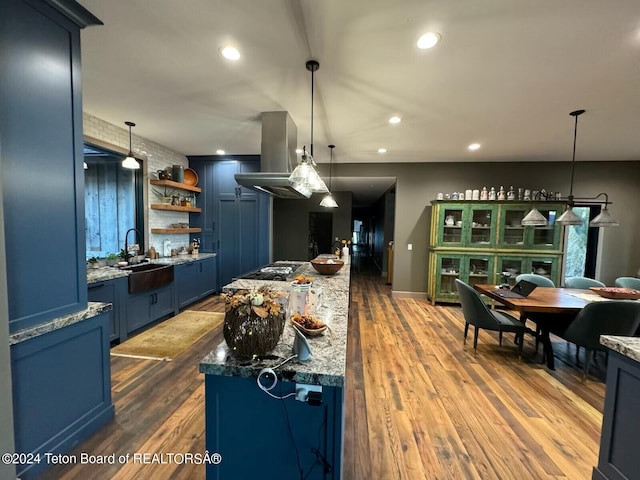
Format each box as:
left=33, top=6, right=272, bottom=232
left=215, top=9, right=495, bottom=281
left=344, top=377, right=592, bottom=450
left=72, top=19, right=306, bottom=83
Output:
left=9, top=302, right=113, bottom=345
left=86, top=252, right=217, bottom=284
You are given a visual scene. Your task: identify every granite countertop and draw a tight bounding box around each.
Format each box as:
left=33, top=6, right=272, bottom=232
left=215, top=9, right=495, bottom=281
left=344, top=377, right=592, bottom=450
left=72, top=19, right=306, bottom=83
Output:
left=199, top=259, right=350, bottom=387
left=601, top=335, right=640, bottom=363
left=87, top=252, right=217, bottom=284
left=9, top=302, right=113, bottom=345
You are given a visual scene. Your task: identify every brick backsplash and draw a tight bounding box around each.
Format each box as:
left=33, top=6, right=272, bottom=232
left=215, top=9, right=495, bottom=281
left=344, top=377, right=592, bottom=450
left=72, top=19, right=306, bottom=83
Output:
left=83, top=112, right=191, bottom=254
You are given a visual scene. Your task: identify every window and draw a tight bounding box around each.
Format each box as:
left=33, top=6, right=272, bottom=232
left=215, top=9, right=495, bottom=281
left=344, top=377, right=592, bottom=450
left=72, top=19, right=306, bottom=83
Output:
left=84, top=144, right=144, bottom=259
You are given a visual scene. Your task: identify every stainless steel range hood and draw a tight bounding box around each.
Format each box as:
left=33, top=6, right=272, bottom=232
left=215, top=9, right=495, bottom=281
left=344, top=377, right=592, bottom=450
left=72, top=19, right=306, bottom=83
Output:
left=234, top=111, right=310, bottom=199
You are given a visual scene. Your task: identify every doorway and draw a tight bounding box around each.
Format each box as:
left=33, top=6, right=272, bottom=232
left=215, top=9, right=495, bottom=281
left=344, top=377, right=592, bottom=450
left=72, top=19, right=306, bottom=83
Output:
left=308, top=212, right=333, bottom=259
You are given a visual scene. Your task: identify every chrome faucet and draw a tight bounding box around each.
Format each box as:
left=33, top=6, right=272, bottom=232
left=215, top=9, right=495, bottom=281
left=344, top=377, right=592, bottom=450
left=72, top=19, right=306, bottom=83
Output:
left=124, top=228, right=142, bottom=264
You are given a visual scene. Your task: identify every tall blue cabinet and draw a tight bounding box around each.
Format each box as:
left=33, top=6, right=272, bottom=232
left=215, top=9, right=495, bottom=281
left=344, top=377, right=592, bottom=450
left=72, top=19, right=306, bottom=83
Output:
left=188, top=156, right=270, bottom=287
left=1, top=2, right=111, bottom=479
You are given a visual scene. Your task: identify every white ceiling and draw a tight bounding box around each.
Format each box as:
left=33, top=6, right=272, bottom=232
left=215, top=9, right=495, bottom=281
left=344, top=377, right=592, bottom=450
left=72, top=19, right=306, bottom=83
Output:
left=78, top=0, right=640, bottom=175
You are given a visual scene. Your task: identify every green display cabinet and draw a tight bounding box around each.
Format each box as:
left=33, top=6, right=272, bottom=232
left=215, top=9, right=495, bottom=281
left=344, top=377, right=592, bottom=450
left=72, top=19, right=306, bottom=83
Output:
left=429, top=252, right=494, bottom=303
left=428, top=200, right=565, bottom=304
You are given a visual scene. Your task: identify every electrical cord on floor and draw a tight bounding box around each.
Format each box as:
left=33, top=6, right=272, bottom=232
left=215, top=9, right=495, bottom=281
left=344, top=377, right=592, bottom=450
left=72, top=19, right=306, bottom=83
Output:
left=279, top=381, right=305, bottom=480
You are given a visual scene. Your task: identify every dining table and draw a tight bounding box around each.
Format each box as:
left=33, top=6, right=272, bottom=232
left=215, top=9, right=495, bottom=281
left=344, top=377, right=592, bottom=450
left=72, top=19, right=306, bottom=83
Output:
left=473, top=284, right=594, bottom=369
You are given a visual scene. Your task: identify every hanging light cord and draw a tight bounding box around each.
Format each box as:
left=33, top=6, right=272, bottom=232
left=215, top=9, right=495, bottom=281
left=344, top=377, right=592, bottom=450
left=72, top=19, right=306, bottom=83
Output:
left=567, top=109, right=584, bottom=204
left=328, top=145, right=334, bottom=191
left=310, top=66, right=314, bottom=158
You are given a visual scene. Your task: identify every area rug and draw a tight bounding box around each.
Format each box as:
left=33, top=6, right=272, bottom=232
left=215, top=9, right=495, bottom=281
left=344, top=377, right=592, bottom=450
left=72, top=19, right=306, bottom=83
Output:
left=110, top=310, right=224, bottom=361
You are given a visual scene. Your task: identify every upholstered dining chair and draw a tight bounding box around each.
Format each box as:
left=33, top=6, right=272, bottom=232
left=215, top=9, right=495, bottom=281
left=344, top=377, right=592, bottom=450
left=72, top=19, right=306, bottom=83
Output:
left=455, top=279, right=526, bottom=359
left=515, top=273, right=555, bottom=353
left=564, top=277, right=605, bottom=289
left=515, top=273, right=555, bottom=288
left=614, top=277, right=640, bottom=289
left=560, top=301, right=640, bottom=380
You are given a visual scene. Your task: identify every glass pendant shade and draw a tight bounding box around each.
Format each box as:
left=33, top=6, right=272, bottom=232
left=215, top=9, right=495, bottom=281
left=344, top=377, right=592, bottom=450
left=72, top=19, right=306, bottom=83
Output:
left=289, top=152, right=328, bottom=193
left=320, top=193, right=338, bottom=208
left=589, top=207, right=619, bottom=227
left=556, top=207, right=583, bottom=226
left=521, top=207, right=548, bottom=226
left=122, top=121, right=140, bottom=170
left=122, top=155, right=140, bottom=170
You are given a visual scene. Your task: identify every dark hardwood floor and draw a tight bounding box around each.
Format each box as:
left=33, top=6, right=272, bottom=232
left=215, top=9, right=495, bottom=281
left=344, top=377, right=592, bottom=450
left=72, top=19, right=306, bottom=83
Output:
left=41, top=266, right=605, bottom=479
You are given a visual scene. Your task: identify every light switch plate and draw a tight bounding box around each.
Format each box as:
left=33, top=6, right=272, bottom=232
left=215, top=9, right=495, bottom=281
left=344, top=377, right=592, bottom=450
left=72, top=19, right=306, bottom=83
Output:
left=408, top=243, right=413, bottom=251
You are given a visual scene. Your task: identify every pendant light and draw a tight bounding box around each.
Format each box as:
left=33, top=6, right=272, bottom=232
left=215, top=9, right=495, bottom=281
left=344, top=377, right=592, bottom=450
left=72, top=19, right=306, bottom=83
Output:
left=556, top=110, right=584, bottom=226
left=521, top=206, right=548, bottom=226
left=522, top=110, right=619, bottom=228
left=288, top=60, right=329, bottom=194
left=122, top=121, right=140, bottom=170
left=320, top=144, right=338, bottom=208
left=589, top=193, right=619, bottom=227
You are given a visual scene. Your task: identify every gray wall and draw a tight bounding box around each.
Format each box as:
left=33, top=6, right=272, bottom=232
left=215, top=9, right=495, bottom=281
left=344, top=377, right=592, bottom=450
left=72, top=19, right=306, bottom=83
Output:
left=273, top=191, right=353, bottom=261
left=332, top=161, right=640, bottom=294
left=0, top=151, right=16, bottom=479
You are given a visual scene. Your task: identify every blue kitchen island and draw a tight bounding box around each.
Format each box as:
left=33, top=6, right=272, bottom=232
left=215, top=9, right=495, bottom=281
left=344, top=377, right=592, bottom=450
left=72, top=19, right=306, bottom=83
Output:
left=199, top=260, right=350, bottom=480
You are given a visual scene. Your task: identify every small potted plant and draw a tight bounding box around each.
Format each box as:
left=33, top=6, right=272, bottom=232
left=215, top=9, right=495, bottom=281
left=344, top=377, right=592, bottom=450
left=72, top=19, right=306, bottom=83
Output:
left=87, top=257, right=99, bottom=269
left=105, top=252, right=119, bottom=266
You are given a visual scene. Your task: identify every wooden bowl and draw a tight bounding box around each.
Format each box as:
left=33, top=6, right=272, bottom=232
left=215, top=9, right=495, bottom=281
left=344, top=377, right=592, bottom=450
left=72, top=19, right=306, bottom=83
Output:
left=290, top=316, right=327, bottom=336
left=590, top=287, right=640, bottom=300
left=183, top=168, right=199, bottom=186
left=310, top=258, right=344, bottom=275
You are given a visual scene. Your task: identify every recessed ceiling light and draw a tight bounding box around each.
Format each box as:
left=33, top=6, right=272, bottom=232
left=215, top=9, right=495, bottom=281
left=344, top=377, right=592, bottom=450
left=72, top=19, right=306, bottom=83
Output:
left=417, top=32, right=441, bottom=49
left=468, top=143, right=481, bottom=151
left=216, top=149, right=225, bottom=155
left=378, top=148, right=387, bottom=154
left=295, top=148, right=303, bottom=154
left=220, top=45, right=240, bottom=60
left=389, top=116, right=402, bottom=124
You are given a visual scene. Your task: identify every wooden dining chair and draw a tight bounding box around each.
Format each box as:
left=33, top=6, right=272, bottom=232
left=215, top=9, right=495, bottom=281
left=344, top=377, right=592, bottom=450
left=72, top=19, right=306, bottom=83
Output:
left=564, top=277, right=605, bottom=289
left=559, top=301, right=640, bottom=380
left=614, top=277, right=640, bottom=289
left=455, top=279, right=526, bottom=359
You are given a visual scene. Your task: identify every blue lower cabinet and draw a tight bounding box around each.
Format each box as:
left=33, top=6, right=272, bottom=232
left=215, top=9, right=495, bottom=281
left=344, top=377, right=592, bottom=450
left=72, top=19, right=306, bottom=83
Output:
left=176, top=262, right=199, bottom=309
left=593, top=352, right=640, bottom=480
left=175, top=258, right=218, bottom=311
left=126, top=284, right=175, bottom=334
left=11, top=311, right=114, bottom=480
left=204, top=375, right=344, bottom=480
left=88, top=278, right=126, bottom=342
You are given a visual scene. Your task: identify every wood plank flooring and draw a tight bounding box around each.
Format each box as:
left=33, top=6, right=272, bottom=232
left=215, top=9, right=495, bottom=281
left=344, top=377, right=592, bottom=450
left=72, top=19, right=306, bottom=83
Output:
left=41, top=272, right=605, bottom=479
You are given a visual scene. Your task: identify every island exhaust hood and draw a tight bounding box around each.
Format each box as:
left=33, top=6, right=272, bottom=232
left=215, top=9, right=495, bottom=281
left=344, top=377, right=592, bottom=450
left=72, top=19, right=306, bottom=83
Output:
left=234, top=111, right=311, bottom=199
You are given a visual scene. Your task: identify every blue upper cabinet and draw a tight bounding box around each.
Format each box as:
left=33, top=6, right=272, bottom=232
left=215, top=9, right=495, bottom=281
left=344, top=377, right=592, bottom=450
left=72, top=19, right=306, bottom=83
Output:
left=188, top=156, right=270, bottom=288
left=0, top=0, right=102, bottom=333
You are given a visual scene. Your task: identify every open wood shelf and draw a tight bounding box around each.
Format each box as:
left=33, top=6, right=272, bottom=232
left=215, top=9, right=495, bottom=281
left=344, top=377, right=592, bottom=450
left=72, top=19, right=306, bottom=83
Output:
left=151, top=228, right=202, bottom=234
left=150, top=204, right=201, bottom=213
left=150, top=179, right=201, bottom=193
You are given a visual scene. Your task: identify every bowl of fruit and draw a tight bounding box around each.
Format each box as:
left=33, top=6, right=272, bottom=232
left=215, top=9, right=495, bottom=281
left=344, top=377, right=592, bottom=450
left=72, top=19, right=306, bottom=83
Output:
left=290, top=313, right=327, bottom=336
left=589, top=287, right=640, bottom=300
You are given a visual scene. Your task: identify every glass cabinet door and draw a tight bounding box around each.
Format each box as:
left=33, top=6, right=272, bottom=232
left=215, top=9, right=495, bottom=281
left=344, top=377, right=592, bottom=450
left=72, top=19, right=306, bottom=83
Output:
left=526, top=205, right=562, bottom=250
left=498, top=206, right=528, bottom=248
left=495, top=256, right=526, bottom=286
left=467, top=255, right=494, bottom=288
left=527, top=257, right=558, bottom=284
left=467, top=205, right=497, bottom=247
left=435, top=254, right=463, bottom=299
left=437, top=206, right=466, bottom=246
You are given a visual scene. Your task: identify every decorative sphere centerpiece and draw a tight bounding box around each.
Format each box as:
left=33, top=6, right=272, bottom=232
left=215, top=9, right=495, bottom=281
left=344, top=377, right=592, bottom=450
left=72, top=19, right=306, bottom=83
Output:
left=223, top=287, right=287, bottom=358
